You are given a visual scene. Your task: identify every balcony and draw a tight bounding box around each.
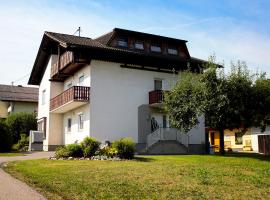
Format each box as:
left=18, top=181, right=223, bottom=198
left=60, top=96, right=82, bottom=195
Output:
left=149, top=90, right=166, bottom=106
left=50, top=51, right=89, bottom=81
left=50, top=86, right=90, bottom=113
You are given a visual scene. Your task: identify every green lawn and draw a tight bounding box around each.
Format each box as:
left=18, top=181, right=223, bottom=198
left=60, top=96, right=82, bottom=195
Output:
left=5, top=154, right=270, bottom=200
left=0, top=152, right=24, bottom=156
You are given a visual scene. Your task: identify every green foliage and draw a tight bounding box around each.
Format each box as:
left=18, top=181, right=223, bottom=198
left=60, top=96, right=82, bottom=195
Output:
left=252, top=77, right=270, bottom=131
left=15, top=134, right=29, bottom=152
left=66, top=144, right=83, bottom=157
left=98, top=146, right=118, bottom=158
left=80, top=137, right=100, bottom=157
left=112, top=138, right=135, bottom=159
left=0, top=120, right=12, bottom=152
left=164, top=71, right=205, bottom=133
left=5, top=112, right=37, bottom=144
left=55, top=146, right=70, bottom=159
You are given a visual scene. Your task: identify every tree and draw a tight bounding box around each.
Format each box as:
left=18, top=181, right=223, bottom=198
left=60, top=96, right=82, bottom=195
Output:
left=165, top=57, right=265, bottom=154
left=0, top=120, right=12, bottom=152
left=5, top=112, right=37, bottom=144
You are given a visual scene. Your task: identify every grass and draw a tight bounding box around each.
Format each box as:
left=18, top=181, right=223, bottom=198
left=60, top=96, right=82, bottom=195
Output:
left=4, top=154, right=270, bottom=200
left=0, top=152, right=24, bottom=156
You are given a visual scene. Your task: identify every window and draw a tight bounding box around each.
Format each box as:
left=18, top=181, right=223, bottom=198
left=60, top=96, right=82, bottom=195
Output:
left=235, top=132, right=244, bottom=145
left=150, top=43, right=161, bottom=53
left=117, top=37, right=128, bottom=48
left=67, top=118, right=72, bottom=132
left=67, top=82, right=72, bottom=89
left=42, top=90, right=46, bottom=105
left=162, top=115, right=167, bottom=128
left=78, top=113, right=84, bottom=130
left=134, top=40, right=144, bottom=50
left=168, top=47, right=178, bottom=55
left=78, top=75, right=84, bottom=86
left=154, top=79, right=162, bottom=90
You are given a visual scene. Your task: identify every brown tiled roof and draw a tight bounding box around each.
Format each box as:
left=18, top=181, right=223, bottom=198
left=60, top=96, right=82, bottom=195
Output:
left=94, top=31, right=114, bottom=45
left=45, top=32, right=106, bottom=48
left=0, top=85, right=38, bottom=102
left=28, top=28, right=207, bottom=85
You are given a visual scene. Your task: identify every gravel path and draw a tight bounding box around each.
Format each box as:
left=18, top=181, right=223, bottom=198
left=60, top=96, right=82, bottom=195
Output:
left=0, top=151, right=54, bottom=200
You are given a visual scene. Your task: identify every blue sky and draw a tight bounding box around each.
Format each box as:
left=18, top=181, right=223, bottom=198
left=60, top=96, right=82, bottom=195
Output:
left=0, top=0, right=269, bottom=85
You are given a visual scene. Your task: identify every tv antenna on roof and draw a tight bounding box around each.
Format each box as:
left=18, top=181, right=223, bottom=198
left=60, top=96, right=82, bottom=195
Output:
left=73, top=27, right=81, bottom=37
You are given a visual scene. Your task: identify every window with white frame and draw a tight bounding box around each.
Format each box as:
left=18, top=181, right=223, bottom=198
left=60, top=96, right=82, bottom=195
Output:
left=78, top=75, right=84, bottom=86
left=168, top=47, right=178, bottom=55
left=78, top=113, right=84, bottom=130
left=117, top=37, right=128, bottom=48
left=154, top=79, right=163, bottom=90
left=134, top=40, right=144, bottom=50
left=67, top=118, right=72, bottom=132
left=42, top=89, right=46, bottom=105
left=150, top=42, right=161, bottom=53
left=67, top=81, right=72, bottom=89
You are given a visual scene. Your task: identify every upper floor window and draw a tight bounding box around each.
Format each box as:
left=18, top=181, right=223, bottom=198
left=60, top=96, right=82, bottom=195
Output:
left=42, top=89, right=46, bottom=105
left=150, top=43, right=161, bottom=53
left=168, top=47, right=178, bottom=55
left=117, top=37, right=128, bottom=48
left=134, top=40, right=144, bottom=50
left=67, top=81, right=72, bottom=89
left=154, top=79, right=162, bottom=90
left=78, top=75, right=84, bottom=86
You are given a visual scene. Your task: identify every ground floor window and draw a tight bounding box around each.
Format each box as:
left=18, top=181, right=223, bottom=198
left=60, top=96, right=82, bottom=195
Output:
left=67, top=118, right=72, bottom=132
left=78, top=113, right=84, bottom=130
left=235, top=132, right=243, bottom=145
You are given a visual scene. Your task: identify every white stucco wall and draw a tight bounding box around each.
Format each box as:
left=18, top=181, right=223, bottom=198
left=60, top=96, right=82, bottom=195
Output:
left=63, top=104, right=90, bottom=144
left=13, top=102, right=37, bottom=113
left=89, top=60, right=205, bottom=144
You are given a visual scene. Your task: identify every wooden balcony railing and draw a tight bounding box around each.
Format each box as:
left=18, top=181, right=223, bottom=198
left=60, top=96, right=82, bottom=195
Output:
left=51, top=51, right=74, bottom=77
left=149, top=90, right=165, bottom=104
left=50, top=86, right=90, bottom=111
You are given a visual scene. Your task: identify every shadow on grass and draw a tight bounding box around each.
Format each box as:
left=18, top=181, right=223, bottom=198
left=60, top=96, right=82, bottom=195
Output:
left=134, top=156, right=156, bottom=162
left=216, top=152, right=270, bottom=162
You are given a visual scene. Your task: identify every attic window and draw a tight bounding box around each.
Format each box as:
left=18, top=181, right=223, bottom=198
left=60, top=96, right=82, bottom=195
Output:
left=150, top=43, right=161, bottom=53
left=168, top=47, right=178, bottom=55
left=134, top=40, right=144, bottom=50
left=117, top=37, right=128, bottom=48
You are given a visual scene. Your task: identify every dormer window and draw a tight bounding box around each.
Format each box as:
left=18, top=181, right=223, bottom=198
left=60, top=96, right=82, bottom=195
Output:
left=117, top=37, right=128, bottom=48
left=150, top=42, right=161, bottom=53
left=168, top=47, right=178, bottom=55
left=134, top=40, right=144, bottom=50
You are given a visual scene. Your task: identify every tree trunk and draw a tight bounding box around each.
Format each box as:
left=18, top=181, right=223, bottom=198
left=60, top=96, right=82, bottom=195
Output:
left=219, top=128, right=225, bottom=155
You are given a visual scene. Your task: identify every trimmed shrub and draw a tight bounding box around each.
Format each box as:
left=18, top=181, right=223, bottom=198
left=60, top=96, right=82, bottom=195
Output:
left=66, top=144, right=83, bottom=157
left=98, top=146, right=118, bottom=158
left=0, top=121, right=12, bottom=152
left=5, top=112, right=37, bottom=143
left=112, top=138, right=135, bottom=159
left=55, top=146, right=70, bottom=159
left=15, top=134, right=29, bottom=151
left=81, top=137, right=100, bottom=157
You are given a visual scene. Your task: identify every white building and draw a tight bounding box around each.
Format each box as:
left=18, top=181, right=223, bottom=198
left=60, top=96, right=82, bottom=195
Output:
left=28, top=28, right=206, bottom=154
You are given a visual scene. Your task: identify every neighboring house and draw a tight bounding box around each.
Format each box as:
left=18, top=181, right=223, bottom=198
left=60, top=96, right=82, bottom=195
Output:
left=207, top=127, right=270, bottom=154
left=0, top=84, right=38, bottom=118
left=28, top=28, right=206, bottom=154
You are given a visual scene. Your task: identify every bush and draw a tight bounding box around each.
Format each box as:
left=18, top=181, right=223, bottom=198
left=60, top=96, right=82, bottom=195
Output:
left=0, top=121, right=12, bottom=152
left=81, top=137, right=100, bottom=157
left=112, top=138, right=135, bottom=159
left=66, top=144, right=83, bottom=157
left=5, top=112, right=37, bottom=144
left=15, top=134, right=29, bottom=151
left=55, top=146, right=70, bottom=159
left=98, top=146, right=118, bottom=158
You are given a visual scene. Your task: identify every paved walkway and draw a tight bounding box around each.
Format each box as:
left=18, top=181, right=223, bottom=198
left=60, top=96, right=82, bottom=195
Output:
left=0, top=152, right=54, bottom=200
